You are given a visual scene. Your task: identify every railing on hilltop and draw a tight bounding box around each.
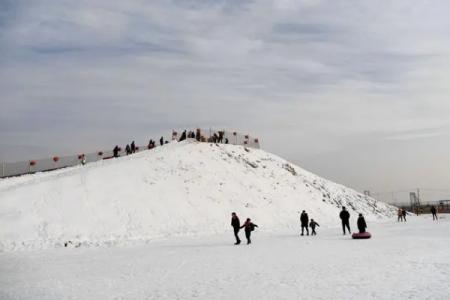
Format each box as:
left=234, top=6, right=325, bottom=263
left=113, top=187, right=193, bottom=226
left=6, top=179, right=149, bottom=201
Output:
left=0, top=129, right=260, bottom=178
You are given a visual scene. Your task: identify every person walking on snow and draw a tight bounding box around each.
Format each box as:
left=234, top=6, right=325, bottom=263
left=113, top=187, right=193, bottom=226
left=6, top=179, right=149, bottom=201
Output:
left=340, top=207, right=351, bottom=235
left=300, top=210, right=309, bottom=236
left=241, top=218, right=258, bottom=244
left=397, top=208, right=403, bottom=222
left=357, top=213, right=367, bottom=233
left=430, top=205, right=438, bottom=221
left=130, top=141, right=136, bottom=153
left=231, top=212, right=241, bottom=245
left=402, top=208, right=407, bottom=222
left=160, top=136, right=164, bottom=146
left=309, top=219, right=320, bottom=236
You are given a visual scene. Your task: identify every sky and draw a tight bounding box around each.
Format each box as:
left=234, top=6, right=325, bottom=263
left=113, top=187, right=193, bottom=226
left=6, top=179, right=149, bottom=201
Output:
left=1, top=0, right=450, bottom=204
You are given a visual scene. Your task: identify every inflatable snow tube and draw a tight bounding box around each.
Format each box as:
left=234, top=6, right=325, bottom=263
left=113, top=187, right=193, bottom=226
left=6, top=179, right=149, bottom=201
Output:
left=352, top=232, right=371, bottom=239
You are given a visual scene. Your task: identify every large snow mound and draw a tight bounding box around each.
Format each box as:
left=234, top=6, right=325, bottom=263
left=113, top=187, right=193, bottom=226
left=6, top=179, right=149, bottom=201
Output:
left=0, top=141, right=396, bottom=251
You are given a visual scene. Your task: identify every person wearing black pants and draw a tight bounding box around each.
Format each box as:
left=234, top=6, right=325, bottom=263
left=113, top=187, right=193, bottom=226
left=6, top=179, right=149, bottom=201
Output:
left=231, top=212, right=241, bottom=245
left=340, top=207, right=351, bottom=235
left=300, top=210, right=309, bottom=236
left=430, top=206, right=438, bottom=221
left=241, top=218, right=258, bottom=244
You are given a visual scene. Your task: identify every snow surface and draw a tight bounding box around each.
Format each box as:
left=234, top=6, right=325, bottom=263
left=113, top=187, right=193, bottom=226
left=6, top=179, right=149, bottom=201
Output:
left=0, top=140, right=396, bottom=251
left=1, top=216, right=449, bottom=300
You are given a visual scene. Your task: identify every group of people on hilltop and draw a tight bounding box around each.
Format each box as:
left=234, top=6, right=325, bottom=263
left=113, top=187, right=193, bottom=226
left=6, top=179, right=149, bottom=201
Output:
left=397, top=208, right=407, bottom=222
left=171, top=129, right=229, bottom=144
left=112, top=137, right=166, bottom=158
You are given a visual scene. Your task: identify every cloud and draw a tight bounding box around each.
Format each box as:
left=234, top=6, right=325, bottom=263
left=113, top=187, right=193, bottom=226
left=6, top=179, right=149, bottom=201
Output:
left=1, top=0, right=450, bottom=202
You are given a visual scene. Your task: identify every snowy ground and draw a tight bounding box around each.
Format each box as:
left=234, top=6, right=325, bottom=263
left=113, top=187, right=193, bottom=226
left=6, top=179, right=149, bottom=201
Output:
left=1, top=215, right=448, bottom=300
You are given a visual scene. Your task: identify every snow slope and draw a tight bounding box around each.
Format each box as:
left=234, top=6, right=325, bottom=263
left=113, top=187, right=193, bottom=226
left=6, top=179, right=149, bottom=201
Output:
left=0, top=140, right=396, bottom=251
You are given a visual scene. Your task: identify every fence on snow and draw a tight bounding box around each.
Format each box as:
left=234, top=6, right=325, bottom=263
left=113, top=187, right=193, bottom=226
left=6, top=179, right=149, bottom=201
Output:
left=0, top=129, right=260, bottom=178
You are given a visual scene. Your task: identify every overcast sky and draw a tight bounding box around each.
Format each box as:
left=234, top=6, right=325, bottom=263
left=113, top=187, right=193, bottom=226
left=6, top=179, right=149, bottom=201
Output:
left=1, top=0, right=450, bottom=204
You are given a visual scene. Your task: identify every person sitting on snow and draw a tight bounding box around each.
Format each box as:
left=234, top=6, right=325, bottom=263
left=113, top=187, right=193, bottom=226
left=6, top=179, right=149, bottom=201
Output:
left=309, top=219, right=320, bottom=236
left=357, top=213, right=367, bottom=234
left=240, top=218, right=258, bottom=244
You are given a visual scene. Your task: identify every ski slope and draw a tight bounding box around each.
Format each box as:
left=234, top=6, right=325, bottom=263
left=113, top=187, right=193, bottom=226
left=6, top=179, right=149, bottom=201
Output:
left=0, top=140, right=396, bottom=251
left=0, top=216, right=449, bottom=300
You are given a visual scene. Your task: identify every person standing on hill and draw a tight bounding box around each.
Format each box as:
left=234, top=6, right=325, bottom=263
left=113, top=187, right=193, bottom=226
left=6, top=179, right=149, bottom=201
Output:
left=160, top=136, right=164, bottom=146
left=402, top=208, right=407, bottom=222
left=309, top=219, right=320, bottom=236
left=340, top=207, right=351, bottom=235
left=357, top=213, right=367, bottom=233
left=300, top=210, right=309, bottom=236
left=130, top=141, right=136, bottom=153
left=113, top=145, right=120, bottom=158
left=231, top=212, right=241, bottom=245
left=125, top=144, right=131, bottom=155
left=241, top=218, right=258, bottom=244
left=430, top=205, right=438, bottom=221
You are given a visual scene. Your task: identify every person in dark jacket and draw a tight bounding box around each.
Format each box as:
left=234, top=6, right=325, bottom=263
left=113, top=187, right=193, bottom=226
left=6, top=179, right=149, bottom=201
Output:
left=179, top=130, right=187, bottom=142
left=397, top=208, right=403, bottom=222
left=125, top=144, right=131, bottom=155
left=113, top=145, right=120, bottom=158
left=430, top=205, right=438, bottom=221
left=357, top=213, right=367, bottom=233
left=160, top=136, right=164, bottom=146
left=402, top=208, right=407, bottom=222
left=339, top=207, right=351, bottom=235
left=130, top=141, right=136, bottom=153
left=241, top=218, right=258, bottom=244
left=309, top=219, right=320, bottom=236
left=300, top=210, right=309, bottom=236
left=231, top=212, right=241, bottom=245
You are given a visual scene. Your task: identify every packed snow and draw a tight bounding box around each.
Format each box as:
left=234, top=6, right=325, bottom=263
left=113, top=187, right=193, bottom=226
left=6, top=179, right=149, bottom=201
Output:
left=0, top=141, right=395, bottom=251
left=0, top=215, right=449, bottom=300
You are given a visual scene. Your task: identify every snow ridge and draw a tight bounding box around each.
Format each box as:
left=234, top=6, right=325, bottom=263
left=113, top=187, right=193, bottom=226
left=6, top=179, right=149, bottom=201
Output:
left=0, top=140, right=396, bottom=251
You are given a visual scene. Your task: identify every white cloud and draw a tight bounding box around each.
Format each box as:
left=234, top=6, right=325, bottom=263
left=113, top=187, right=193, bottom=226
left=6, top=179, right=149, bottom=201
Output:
left=1, top=0, right=450, bottom=201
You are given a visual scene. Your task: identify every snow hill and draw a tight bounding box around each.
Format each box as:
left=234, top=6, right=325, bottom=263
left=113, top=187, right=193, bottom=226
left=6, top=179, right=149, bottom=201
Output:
left=0, top=141, right=396, bottom=251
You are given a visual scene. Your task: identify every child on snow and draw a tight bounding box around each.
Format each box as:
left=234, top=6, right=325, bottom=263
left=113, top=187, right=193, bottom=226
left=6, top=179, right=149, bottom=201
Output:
left=309, top=219, right=320, bottom=236
left=240, top=218, right=258, bottom=244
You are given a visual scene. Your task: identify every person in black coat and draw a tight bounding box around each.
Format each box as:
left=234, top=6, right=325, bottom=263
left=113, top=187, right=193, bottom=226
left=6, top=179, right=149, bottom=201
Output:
left=402, top=208, right=407, bottom=222
left=113, top=145, right=120, bottom=158
left=300, top=210, right=309, bottom=236
left=130, top=141, right=136, bottom=153
left=179, top=130, right=187, bottom=142
left=241, top=218, right=258, bottom=244
left=430, top=206, right=438, bottom=221
left=357, top=213, right=367, bottom=233
left=231, top=212, right=241, bottom=245
left=160, top=136, right=164, bottom=146
left=125, top=144, right=131, bottom=155
left=339, top=207, right=351, bottom=235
